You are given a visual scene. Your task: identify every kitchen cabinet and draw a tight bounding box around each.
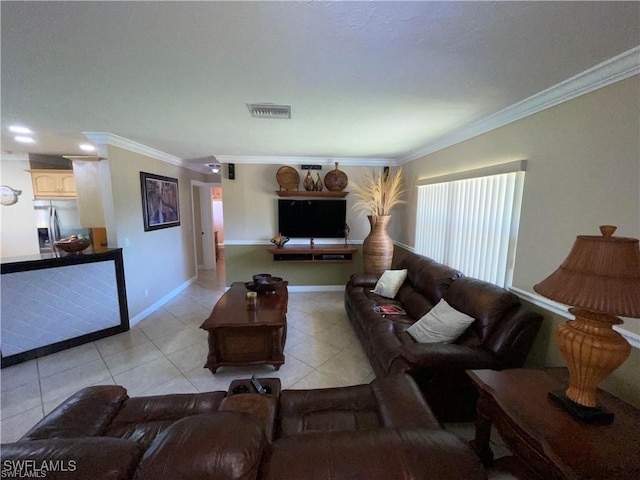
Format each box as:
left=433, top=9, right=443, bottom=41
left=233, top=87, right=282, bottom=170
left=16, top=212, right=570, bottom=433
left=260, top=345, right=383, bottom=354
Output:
left=30, top=170, right=76, bottom=198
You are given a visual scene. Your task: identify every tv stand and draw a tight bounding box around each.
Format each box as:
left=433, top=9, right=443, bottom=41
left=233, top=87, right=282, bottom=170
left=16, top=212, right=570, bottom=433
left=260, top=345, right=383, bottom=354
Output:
left=268, top=244, right=357, bottom=263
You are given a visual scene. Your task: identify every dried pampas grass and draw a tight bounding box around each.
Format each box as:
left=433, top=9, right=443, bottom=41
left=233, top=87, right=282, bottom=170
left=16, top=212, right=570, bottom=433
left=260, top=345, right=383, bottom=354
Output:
left=351, top=167, right=406, bottom=217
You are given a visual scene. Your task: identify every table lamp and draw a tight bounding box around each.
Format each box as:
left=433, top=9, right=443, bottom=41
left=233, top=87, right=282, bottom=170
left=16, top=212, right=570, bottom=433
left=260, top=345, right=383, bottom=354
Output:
left=534, top=225, right=640, bottom=424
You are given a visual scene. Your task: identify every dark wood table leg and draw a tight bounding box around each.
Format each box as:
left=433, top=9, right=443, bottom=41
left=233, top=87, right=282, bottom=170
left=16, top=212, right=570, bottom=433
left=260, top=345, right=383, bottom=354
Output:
left=205, top=331, right=220, bottom=373
left=470, top=392, right=494, bottom=467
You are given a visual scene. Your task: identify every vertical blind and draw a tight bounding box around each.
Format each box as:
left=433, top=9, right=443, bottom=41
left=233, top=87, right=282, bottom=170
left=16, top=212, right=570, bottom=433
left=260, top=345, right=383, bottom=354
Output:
left=415, top=171, right=525, bottom=287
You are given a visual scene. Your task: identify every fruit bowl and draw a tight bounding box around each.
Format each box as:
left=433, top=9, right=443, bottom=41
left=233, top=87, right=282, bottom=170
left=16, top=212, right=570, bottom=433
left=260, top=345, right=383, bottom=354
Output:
left=54, top=238, right=92, bottom=254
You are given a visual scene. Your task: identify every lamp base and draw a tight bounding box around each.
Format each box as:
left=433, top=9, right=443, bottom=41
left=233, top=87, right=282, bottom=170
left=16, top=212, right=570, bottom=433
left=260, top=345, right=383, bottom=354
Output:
left=548, top=389, right=614, bottom=425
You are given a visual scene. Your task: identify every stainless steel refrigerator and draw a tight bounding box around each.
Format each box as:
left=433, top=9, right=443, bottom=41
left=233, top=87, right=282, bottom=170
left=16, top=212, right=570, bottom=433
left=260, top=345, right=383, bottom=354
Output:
left=34, top=199, right=92, bottom=253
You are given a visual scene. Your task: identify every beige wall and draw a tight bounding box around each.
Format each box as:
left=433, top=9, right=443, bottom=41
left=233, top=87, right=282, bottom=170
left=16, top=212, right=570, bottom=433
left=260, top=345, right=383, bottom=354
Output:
left=0, top=157, right=41, bottom=257
left=399, top=75, right=639, bottom=290
left=400, top=76, right=640, bottom=406
left=224, top=244, right=363, bottom=286
left=105, top=146, right=205, bottom=318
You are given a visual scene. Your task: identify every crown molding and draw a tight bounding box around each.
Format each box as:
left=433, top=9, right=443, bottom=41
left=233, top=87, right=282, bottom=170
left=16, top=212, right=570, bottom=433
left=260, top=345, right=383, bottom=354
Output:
left=399, top=45, right=640, bottom=164
left=1, top=153, right=30, bottom=162
left=80, top=134, right=395, bottom=170
left=82, top=132, right=186, bottom=167
left=215, top=155, right=395, bottom=167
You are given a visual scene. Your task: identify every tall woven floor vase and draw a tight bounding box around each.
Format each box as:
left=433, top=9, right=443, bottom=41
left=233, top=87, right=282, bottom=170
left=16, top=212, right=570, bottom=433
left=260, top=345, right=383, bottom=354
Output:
left=363, top=215, right=394, bottom=274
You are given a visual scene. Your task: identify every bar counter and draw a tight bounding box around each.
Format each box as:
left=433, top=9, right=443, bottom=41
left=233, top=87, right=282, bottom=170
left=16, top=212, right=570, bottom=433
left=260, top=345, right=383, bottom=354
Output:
left=1, top=248, right=129, bottom=367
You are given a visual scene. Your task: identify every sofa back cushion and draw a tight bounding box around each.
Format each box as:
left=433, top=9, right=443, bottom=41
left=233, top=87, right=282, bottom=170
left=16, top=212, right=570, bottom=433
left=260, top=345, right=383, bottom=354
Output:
left=105, top=391, right=226, bottom=450
left=394, top=252, right=463, bottom=319
left=443, top=277, right=520, bottom=344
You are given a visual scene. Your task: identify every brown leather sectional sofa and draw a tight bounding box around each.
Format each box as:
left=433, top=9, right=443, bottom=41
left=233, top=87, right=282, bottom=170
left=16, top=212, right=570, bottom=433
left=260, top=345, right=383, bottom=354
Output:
left=345, top=250, right=543, bottom=422
left=1, top=374, right=486, bottom=480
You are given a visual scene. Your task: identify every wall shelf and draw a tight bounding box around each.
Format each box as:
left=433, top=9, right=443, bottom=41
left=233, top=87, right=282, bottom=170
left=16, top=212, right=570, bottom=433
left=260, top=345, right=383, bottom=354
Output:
left=275, top=190, right=348, bottom=198
left=268, top=244, right=357, bottom=262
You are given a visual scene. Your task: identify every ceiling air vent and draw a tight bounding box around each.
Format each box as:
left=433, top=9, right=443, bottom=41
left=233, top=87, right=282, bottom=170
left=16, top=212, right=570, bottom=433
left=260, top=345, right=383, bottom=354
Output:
left=247, top=103, right=291, bottom=119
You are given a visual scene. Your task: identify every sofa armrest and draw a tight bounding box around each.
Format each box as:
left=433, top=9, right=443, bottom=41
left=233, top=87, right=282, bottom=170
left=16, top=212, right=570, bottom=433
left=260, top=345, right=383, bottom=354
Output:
left=263, top=429, right=486, bottom=480
left=0, top=437, right=142, bottom=480
left=392, top=343, right=499, bottom=372
left=21, top=386, right=128, bottom=440
left=371, top=374, right=440, bottom=430
left=486, top=307, right=543, bottom=367
left=348, top=272, right=380, bottom=288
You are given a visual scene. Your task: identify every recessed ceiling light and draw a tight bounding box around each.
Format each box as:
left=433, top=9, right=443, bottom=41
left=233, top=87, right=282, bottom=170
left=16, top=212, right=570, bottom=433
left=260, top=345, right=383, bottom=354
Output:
left=14, top=136, right=35, bottom=144
left=206, top=163, right=221, bottom=174
left=9, top=125, right=33, bottom=134
left=79, top=144, right=95, bottom=152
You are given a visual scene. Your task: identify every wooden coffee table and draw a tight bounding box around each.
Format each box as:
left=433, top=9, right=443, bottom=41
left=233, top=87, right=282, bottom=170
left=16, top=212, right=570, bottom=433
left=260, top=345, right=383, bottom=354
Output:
left=200, top=282, right=288, bottom=373
left=468, top=368, right=640, bottom=479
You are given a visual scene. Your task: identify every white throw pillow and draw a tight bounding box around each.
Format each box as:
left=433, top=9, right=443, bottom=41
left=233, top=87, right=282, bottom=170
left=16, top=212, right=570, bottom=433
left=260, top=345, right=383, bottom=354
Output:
left=406, top=299, right=475, bottom=343
left=371, top=269, right=408, bottom=299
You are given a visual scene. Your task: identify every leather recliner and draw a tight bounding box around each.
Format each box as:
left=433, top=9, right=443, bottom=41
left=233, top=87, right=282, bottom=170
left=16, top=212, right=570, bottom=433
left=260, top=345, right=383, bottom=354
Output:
left=1, top=374, right=487, bottom=480
left=345, top=250, right=543, bottom=422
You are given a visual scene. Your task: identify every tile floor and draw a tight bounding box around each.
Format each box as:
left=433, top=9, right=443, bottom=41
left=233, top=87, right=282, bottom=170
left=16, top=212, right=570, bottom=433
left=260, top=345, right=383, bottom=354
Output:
left=0, top=262, right=515, bottom=477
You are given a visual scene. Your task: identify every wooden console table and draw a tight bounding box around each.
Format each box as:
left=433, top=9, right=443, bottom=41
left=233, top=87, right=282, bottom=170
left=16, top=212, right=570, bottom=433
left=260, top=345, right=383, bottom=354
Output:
left=268, top=244, right=357, bottom=262
left=468, top=369, right=640, bottom=479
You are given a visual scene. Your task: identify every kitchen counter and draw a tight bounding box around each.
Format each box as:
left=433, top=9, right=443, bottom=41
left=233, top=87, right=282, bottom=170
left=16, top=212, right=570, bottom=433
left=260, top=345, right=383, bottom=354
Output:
left=1, top=246, right=117, bottom=270
left=1, top=248, right=129, bottom=367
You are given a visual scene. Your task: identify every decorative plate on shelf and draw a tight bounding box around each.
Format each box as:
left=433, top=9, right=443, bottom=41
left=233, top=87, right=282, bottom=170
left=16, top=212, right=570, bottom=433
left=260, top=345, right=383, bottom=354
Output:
left=276, top=166, right=300, bottom=191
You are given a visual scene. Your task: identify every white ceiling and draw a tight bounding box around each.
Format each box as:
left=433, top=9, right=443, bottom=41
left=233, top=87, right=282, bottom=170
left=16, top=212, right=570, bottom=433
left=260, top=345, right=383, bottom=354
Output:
left=2, top=1, right=639, bottom=173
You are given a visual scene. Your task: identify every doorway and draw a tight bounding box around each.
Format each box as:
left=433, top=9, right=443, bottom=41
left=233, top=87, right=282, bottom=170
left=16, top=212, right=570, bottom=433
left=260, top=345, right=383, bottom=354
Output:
left=191, top=182, right=224, bottom=272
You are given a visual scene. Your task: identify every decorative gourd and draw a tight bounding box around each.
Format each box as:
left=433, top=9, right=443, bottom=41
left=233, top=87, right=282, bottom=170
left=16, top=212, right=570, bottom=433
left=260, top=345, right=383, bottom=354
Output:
left=324, top=162, right=348, bottom=192
left=303, top=169, right=315, bottom=191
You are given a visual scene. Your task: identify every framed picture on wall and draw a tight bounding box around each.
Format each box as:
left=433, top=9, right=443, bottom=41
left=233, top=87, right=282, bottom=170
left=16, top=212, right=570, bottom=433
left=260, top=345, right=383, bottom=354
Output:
left=140, top=172, right=180, bottom=231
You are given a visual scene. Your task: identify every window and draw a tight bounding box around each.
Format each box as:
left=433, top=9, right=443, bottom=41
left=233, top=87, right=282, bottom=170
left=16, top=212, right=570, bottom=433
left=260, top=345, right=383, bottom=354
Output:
left=415, top=161, right=526, bottom=287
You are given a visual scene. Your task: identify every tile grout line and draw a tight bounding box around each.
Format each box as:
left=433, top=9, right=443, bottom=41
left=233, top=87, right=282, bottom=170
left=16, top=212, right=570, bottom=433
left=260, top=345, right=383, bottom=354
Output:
left=93, top=339, right=117, bottom=387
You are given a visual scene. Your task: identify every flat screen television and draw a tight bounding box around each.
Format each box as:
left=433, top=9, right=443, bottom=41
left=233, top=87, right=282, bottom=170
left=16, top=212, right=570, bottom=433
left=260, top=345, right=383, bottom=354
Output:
left=278, top=199, right=347, bottom=238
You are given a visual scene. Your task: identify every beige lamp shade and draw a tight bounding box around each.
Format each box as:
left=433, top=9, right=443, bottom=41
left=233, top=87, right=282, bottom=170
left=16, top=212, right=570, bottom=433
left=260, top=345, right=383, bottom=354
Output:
left=534, top=226, right=640, bottom=318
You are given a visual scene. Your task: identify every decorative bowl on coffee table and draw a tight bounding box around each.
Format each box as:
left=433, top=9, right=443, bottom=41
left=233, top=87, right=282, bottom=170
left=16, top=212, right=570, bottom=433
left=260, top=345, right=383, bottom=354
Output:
left=246, top=275, right=284, bottom=294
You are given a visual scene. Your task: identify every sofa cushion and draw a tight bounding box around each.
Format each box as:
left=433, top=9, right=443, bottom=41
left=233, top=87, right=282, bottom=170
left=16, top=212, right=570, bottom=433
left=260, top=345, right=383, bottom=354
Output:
left=105, top=391, right=226, bottom=450
left=1, top=437, right=142, bottom=480
left=262, top=429, right=486, bottom=480
left=277, top=374, right=440, bottom=438
left=396, top=254, right=463, bottom=306
left=134, top=412, right=266, bottom=480
left=407, top=299, right=475, bottom=344
left=371, top=269, right=408, bottom=298
left=444, top=277, right=520, bottom=342
left=278, top=383, right=381, bottom=437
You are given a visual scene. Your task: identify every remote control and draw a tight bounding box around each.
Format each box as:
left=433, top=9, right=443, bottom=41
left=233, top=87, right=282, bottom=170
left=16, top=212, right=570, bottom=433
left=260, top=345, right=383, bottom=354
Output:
left=250, top=375, right=266, bottom=394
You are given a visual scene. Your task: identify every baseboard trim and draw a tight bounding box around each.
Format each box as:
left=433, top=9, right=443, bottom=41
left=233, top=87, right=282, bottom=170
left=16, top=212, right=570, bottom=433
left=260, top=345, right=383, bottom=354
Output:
left=287, top=285, right=345, bottom=292
left=129, top=276, right=197, bottom=326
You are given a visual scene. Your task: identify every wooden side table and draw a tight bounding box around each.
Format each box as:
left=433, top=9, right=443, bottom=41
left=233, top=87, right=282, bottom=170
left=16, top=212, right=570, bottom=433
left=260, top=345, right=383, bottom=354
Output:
left=467, top=369, right=640, bottom=479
